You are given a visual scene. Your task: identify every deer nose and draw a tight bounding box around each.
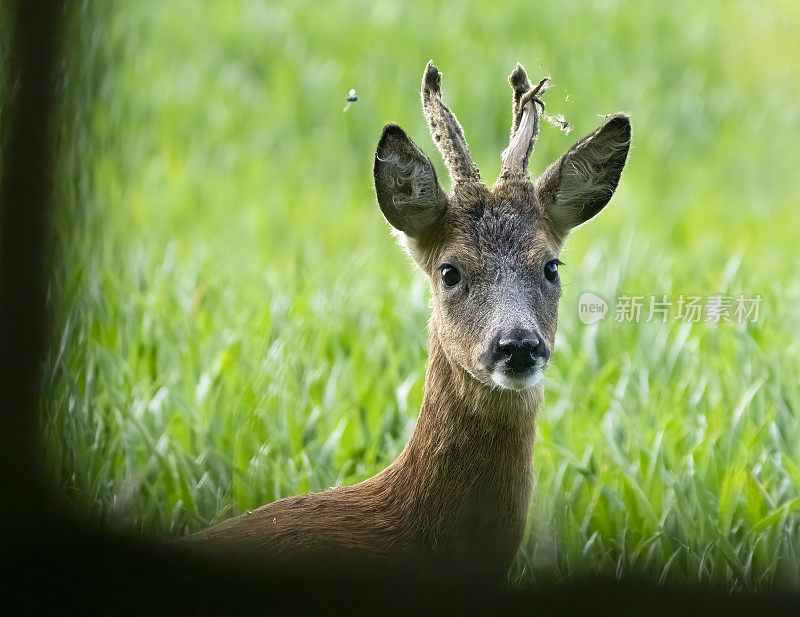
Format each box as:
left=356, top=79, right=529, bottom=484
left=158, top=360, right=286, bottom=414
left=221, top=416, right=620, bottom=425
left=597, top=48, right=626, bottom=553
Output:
left=496, top=331, right=549, bottom=372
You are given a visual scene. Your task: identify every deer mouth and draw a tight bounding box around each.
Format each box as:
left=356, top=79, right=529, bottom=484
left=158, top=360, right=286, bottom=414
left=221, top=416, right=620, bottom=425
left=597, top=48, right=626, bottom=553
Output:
left=490, top=360, right=547, bottom=391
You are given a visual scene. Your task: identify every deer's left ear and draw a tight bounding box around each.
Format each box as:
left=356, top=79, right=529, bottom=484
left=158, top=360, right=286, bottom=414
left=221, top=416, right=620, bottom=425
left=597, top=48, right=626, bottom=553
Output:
left=536, top=113, right=631, bottom=235
left=374, top=124, right=447, bottom=238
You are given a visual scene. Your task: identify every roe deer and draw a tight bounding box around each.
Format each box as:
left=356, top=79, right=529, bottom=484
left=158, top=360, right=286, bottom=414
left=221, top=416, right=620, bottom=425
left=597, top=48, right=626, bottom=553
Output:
left=186, top=61, right=631, bottom=578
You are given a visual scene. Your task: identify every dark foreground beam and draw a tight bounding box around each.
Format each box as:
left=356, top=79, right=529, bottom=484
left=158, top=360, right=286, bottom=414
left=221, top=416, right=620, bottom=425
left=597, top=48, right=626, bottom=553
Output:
left=0, top=0, right=63, bottom=527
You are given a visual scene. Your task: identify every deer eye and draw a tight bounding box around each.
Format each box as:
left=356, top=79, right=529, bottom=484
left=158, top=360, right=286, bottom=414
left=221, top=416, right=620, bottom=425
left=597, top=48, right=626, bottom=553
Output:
left=544, top=259, right=562, bottom=283
left=438, top=264, right=461, bottom=287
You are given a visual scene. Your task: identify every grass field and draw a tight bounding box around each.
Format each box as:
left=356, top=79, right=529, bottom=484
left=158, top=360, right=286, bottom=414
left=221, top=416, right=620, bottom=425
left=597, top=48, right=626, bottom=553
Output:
left=40, top=0, right=800, bottom=590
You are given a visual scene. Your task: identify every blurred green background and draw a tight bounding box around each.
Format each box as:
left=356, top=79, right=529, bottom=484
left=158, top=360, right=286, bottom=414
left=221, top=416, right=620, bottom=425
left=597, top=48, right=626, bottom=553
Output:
left=39, top=0, right=800, bottom=590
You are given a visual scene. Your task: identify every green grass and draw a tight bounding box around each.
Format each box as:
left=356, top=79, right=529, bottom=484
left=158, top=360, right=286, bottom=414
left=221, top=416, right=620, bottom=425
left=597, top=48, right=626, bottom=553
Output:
left=40, top=0, right=800, bottom=591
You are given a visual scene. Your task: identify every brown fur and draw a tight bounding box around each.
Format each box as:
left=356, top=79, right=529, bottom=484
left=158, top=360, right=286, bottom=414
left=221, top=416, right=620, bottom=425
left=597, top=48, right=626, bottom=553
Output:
left=185, top=61, right=631, bottom=578
left=190, top=335, right=538, bottom=576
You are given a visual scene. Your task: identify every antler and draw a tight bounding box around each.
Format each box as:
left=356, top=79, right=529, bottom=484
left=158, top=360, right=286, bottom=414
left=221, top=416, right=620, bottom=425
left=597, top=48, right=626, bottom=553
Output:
left=421, top=61, right=481, bottom=185
left=498, top=63, right=549, bottom=183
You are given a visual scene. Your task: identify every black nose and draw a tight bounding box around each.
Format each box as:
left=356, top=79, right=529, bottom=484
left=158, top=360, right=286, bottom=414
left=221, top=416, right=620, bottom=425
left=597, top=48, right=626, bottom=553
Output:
left=495, top=331, right=549, bottom=372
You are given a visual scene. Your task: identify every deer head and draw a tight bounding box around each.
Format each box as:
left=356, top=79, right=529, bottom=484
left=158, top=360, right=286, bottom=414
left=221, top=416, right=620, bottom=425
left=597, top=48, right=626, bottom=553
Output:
left=374, top=61, right=630, bottom=392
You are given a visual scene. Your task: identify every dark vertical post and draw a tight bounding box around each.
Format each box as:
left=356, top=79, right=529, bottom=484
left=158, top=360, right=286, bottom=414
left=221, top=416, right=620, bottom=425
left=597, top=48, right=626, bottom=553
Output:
left=0, top=1, right=64, bottom=527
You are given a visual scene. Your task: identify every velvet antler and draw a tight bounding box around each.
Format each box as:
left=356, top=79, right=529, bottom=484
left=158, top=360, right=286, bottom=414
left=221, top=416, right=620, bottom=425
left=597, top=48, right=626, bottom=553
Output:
left=421, top=61, right=481, bottom=185
left=498, top=63, right=549, bottom=183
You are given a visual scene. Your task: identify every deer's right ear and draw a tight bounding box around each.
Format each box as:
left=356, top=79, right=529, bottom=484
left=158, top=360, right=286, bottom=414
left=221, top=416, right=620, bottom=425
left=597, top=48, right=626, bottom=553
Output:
left=373, top=124, right=446, bottom=238
left=536, top=114, right=631, bottom=237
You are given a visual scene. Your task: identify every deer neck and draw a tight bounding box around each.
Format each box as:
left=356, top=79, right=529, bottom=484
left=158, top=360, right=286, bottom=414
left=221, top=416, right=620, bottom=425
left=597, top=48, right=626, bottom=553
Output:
left=382, top=323, right=541, bottom=557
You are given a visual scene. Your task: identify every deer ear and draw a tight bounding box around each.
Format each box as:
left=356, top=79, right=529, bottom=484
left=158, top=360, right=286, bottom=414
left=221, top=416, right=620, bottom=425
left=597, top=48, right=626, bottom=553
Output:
left=374, top=124, right=446, bottom=238
left=536, top=113, right=631, bottom=234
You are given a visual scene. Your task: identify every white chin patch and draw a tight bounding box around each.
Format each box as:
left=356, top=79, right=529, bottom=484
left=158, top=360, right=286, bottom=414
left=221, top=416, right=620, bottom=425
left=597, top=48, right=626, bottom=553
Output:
left=490, top=367, right=545, bottom=391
